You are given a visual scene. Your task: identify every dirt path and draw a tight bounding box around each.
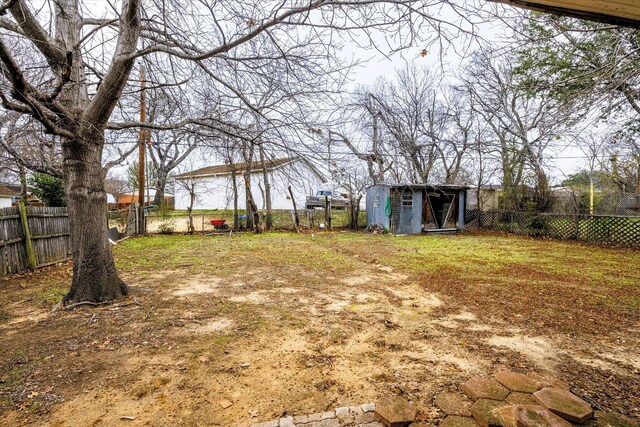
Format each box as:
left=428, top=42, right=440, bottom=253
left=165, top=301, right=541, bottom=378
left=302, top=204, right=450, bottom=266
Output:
left=0, top=233, right=638, bottom=426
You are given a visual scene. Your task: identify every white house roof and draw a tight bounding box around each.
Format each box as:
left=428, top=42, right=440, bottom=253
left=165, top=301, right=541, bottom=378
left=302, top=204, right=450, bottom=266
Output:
left=175, top=156, right=325, bottom=181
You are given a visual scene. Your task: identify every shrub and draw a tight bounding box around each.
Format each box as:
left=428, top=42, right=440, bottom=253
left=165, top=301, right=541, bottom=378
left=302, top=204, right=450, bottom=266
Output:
left=158, top=222, right=175, bottom=234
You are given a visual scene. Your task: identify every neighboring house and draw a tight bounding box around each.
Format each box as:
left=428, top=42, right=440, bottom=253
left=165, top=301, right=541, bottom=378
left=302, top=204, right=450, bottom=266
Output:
left=466, top=185, right=500, bottom=211
left=0, top=184, right=18, bottom=208
left=115, top=189, right=174, bottom=209
left=366, top=183, right=468, bottom=234
left=174, top=157, right=326, bottom=211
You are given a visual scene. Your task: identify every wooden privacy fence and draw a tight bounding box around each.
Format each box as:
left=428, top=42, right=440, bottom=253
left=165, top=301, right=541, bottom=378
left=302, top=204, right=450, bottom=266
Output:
left=0, top=205, right=71, bottom=276
left=465, top=209, right=640, bottom=247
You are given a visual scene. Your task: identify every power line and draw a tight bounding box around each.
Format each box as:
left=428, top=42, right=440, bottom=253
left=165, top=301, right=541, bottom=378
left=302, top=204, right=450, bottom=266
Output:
left=103, top=140, right=639, bottom=161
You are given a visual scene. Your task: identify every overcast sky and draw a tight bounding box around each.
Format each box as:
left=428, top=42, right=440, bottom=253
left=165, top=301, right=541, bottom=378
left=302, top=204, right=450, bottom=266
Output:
left=105, top=0, right=595, bottom=186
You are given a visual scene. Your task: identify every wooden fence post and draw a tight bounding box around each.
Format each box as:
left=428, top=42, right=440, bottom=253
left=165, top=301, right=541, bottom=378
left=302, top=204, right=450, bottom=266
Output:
left=324, top=197, right=331, bottom=231
left=19, top=201, right=37, bottom=271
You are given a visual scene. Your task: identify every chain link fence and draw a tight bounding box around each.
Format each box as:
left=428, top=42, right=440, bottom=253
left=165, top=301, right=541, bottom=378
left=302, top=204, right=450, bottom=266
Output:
left=465, top=209, right=640, bottom=247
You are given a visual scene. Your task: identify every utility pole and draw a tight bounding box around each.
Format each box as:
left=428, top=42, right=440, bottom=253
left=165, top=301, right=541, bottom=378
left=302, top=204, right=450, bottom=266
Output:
left=137, top=64, right=146, bottom=235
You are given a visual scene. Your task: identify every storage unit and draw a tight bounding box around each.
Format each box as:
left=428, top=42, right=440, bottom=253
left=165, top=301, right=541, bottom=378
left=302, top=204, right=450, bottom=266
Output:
left=366, top=184, right=468, bottom=234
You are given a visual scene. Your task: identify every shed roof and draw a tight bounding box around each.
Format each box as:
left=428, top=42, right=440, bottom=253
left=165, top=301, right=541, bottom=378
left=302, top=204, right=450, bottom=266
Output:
left=175, top=157, right=299, bottom=179
left=0, top=183, right=18, bottom=197
left=488, top=0, right=640, bottom=28
left=371, top=183, right=470, bottom=191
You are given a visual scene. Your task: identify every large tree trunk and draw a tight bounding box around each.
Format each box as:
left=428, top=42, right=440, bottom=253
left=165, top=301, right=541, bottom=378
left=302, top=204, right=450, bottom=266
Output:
left=153, top=168, right=168, bottom=207
left=62, top=129, right=127, bottom=303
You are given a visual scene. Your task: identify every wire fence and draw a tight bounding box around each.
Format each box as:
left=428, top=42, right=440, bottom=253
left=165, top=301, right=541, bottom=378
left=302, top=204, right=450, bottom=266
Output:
left=465, top=209, right=640, bottom=247
left=550, top=191, right=640, bottom=216
left=109, top=208, right=367, bottom=234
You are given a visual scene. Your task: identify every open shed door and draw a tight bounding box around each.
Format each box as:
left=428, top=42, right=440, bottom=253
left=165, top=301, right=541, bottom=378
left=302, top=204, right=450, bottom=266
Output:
left=423, top=192, right=458, bottom=232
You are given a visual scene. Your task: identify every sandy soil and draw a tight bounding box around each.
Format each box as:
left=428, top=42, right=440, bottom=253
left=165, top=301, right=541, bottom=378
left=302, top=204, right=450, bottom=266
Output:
left=0, top=232, right=638, bottom=426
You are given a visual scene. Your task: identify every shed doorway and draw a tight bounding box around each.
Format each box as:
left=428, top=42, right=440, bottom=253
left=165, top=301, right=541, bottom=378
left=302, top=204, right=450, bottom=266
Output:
left=423, top=191, right=458, bottom=231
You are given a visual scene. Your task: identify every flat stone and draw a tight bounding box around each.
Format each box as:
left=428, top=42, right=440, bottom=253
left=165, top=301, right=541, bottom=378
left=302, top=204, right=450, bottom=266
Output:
left=336, top=406, right=367, bottom=424
left=357, top=411, right=376, bottom=424
left=506, top=393, right=539, bottom=405
left=374, top=396, right=418, bottom=427
left=463, top=377, right=510, bottom=401
left=219, top=399, right=233, bottom=409
left=441, top=416, right=481, bottom=427
left=315, top=418, right=340, bottom=427
left=525, top=373, right=569, bottom=391
left=362, top=403, right=376, bottom=412
left=495, top=372, right=542, bottom=394
left=533, top=388, right=594, bottom=424
left=471, top=399, right=513, bottom=427
left=251, top=421, right=279, bottom=427
left=308, top=412, right=335, bottom=422
left=435, top=392, right=473, bottom=417
left=293, top=414, right=310, bottom=424
left=584, top=412, right=639, bottom=427
left=498, top=404, right=571, bottom=427
left=279, top=416, right=295, bottom=427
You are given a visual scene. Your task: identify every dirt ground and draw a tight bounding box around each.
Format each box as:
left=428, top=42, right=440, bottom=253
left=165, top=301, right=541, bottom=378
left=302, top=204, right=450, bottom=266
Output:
left=1, top=232, right=639, bottom=426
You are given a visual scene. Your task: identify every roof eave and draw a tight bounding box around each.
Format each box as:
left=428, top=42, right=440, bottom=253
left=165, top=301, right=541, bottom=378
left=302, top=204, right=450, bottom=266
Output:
left=488, top=0, right=640, bottom=28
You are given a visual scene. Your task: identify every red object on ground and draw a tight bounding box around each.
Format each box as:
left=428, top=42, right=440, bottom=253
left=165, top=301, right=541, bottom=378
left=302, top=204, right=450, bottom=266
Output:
left=210, top=219, right=226, bottom=227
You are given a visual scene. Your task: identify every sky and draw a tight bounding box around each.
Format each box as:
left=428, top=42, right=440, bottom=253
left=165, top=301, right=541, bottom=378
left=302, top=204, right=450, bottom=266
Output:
left=92, top=0, right=596, bottom=186
left=331, top=3, right=590, bottom=185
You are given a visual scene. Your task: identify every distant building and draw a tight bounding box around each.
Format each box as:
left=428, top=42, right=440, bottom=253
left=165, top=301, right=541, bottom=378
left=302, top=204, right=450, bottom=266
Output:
left=0, top=184, right=18, bottom=208
left=115, top=189, right=174, bottom=209
left=466, top=185, right=500, bottom=211
left=174, top=157, right=326, bottom=211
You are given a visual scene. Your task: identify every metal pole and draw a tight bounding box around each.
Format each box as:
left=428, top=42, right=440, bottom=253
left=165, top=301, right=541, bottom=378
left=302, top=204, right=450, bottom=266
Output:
left=137, top=64, right=146, bottom=235
left=589, top=180, right=594, bottom=215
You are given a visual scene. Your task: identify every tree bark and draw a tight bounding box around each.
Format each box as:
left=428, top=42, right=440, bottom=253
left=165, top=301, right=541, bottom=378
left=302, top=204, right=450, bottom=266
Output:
left=231, top=166, right=239, bottom=231
left=259, top=146, right=273, bottom=230
left=153, top=168, right=168, bottom=207
left=244, top=175, right=261, bottom=233
left=19, top=165, right=27, bottom=203
left=288, top=185, right=300, bottom=232
left=244, top=171, right=254, bottom=230
left=187, top=187, right=195, bottom=234
left=62, top=129, right=127, bottom=303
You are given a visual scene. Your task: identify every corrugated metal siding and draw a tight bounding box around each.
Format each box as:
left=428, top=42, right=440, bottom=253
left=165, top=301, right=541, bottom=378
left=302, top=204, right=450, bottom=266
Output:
left=366, top=186, right=390, bottom=230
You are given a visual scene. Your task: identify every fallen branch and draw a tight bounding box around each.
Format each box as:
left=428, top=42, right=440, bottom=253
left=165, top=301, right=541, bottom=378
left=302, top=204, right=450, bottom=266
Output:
left=63, top=300, right=112, bottom=310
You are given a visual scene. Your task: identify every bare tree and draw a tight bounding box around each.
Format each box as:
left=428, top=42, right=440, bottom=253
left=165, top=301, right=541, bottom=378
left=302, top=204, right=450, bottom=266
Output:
left=463, top=49, right=569, bottom=211
left=144, top=83, right=199, bottom=206
left=0, top=0, right=480, bottom=303
left=175, top=175, right=201, bottom=234
left=367, top=66, right=443, bottom=183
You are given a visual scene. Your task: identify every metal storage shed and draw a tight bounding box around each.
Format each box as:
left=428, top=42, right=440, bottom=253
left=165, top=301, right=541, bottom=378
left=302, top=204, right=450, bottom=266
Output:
left=366, top=184, right=468, bottom=235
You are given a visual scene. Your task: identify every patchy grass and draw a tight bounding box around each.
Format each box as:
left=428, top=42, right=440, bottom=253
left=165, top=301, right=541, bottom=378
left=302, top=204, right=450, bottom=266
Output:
left=1, top=231, right=639, bottom=426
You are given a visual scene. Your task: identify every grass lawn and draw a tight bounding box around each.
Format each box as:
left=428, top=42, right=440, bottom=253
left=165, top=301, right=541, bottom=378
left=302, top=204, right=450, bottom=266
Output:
left=1, top=231, right=639, bottom=426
